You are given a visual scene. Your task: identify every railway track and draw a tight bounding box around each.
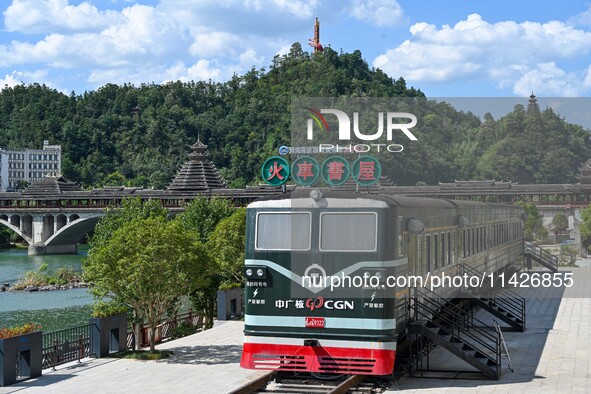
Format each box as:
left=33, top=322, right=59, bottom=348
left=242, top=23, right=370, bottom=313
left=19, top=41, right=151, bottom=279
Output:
left=229, top=372, right=383, bottom=394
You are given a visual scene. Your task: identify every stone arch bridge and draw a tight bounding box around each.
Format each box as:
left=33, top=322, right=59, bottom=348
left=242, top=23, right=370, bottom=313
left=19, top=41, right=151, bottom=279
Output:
left=0, top=176, right=278, bottom=255
left=0, top=211, right=102, bottom=255
left=0, top=141, right=277, bottom=255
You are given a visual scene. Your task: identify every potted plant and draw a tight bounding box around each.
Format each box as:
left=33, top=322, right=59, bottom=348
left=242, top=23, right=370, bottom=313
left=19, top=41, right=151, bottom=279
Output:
left=89, top=302, right=128, bottom=358
left=0, top=323, right=42, bottom=387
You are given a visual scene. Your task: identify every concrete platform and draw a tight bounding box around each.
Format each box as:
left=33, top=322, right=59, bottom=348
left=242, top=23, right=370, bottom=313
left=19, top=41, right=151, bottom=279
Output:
left=387, top=267, right=591, bottom=393
left=2, top=268, right=590, bottom=393
left=0, top=320, right=267, bottom=394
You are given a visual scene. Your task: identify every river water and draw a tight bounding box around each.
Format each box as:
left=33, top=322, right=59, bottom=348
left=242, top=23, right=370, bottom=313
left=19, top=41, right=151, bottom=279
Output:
left=0, top=246, right=93, bottom=332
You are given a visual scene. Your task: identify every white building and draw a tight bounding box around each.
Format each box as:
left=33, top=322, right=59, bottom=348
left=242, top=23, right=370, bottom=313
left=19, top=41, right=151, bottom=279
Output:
left=0, top=140, right=62, bottom=191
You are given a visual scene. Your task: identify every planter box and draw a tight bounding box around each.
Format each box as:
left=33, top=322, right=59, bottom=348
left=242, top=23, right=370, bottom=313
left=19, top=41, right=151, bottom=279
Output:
left=0, top=331, right=42, bottom=387
left=89, top=313, right=127, bottom=358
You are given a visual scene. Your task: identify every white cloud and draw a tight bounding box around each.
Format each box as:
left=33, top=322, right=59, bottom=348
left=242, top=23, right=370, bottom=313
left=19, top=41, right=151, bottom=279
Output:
left=4, top=0, right=122, bottom=34
left=349, top=0, right=405, bottom=27
left=0, top=69, right=63, bottom=91
left=374, top=14, right=591, bottom=96
left=512, top=62, right=582, bottom=96
left=0, top=0, right=333, bottom=91
left=157, top=0, right=318, bottom=35
left=584, top=65, right=591, bottom=88
left=568, top=5, right=591, bottom=27
left=164, top=48, right=263, bottom=84
left=189, top=32, right=239, bottom=58
left=185, top=59, right=222, bottom=81
left=0, top=4, right=187, bottom=69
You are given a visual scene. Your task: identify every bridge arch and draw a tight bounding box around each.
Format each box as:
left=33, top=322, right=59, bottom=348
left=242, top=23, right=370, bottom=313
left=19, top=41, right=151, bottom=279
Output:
left=0, top=218, right=33, bottom=244
left=45, top=216, right=102, bottom=247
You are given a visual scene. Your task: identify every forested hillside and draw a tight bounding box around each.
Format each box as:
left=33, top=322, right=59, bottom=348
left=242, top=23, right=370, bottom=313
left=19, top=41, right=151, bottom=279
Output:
left=0, top=44, right=588, bottom=188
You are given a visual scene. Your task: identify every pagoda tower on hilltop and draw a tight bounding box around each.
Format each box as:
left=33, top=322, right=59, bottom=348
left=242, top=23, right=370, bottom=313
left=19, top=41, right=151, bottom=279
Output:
left=577, top=160, right=591, bottom=185
left=526, top=92, right=540, bottom=115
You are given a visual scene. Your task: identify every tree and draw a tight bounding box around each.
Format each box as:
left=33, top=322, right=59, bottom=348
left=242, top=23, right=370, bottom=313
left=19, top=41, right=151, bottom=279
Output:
left=207, top=208, right=246, bottom=286
left=179, top=197, right=234, bottom=242
left=89, top=197, right=167, bottom=250
left=179, top=197, right=235, bottom=328
left=579, top=204, right=591, bottom=252
left=551, top=213, right=569, bottom=237
left=103, top=171, right=128, bottom=186
left=83, top=216, right=209, bottom=352
left=15, top=180, right=29, bottom=191
left=0, top=226, right=11, bottom=249
left=87, top=197, right=168, bottom=349
left=559, top=244, right=577, bottom=266
left=516, top=201, right=547, bottom=241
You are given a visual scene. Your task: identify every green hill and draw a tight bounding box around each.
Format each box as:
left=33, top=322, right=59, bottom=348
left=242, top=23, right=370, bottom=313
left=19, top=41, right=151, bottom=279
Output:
left=0, top=44, right=588, bottom=188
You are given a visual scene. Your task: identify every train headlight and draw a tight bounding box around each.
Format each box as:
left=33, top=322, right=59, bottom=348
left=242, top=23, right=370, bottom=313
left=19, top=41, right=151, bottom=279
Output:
left=363, top=269, right=386, bottom=288
left=245, top=266, right=267, bottom=279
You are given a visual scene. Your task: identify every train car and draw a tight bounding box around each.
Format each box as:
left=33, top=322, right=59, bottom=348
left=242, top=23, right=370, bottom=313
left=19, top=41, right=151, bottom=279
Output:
left=240, top=189, right=524, bottom=375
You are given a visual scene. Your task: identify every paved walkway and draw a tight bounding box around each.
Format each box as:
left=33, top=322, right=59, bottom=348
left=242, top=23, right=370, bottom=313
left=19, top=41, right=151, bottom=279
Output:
left=387, top=267, right=591, bottom=393
left=2, top=268, right=590, bottom=393
left=0, top=321, right=267, bottom=394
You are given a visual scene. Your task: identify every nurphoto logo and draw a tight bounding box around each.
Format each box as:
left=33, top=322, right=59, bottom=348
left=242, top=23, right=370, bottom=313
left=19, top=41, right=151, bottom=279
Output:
left=305, top=107, right=418, bottom=141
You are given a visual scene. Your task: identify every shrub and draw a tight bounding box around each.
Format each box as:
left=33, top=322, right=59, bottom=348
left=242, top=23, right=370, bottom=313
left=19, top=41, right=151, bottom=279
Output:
left=172, top=321, right=198, bottom=339
left=92, top=301, right=128, bottom=318
left=0, top=323, right=41, bottom=339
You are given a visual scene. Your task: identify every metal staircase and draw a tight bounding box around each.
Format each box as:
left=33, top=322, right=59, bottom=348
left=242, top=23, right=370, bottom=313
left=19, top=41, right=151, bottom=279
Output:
left=460, top=265, right=526, bottom=332
left=524, top=242, right=559, bottom=272
left=408, top=287, right=502, bottom=380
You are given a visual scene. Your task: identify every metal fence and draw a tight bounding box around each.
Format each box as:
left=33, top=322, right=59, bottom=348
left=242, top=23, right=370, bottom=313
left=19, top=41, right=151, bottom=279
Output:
left=127, top=309, right=205, bottom=349
left=42, top=324, right=92, bottom=370
left=41, top=310, right=206, bottom=369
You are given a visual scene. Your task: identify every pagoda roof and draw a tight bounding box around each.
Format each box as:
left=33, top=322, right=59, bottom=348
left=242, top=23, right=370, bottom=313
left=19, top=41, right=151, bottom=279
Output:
left=22, top=176, right=81, bottom=196
left=167, top=139, right=227, bottom=192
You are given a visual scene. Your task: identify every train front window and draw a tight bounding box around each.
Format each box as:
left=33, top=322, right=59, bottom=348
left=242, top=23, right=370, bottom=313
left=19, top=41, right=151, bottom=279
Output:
left=320, top=213, right=377, bottom=252
left=256, top=212, right=311, bottom=251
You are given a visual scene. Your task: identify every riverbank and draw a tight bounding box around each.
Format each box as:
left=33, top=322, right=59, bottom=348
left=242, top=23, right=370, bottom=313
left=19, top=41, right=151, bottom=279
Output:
left=3, top=261, right=90, bottom=292
left=0, top=247, right=93, bottom=332
left=2, top=281, right=90, bottom=292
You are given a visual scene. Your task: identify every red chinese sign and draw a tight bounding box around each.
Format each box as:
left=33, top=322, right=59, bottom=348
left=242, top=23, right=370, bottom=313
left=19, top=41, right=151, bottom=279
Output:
left=261, top=156, right=290, bottom=186
left=320, top=156, right=350, bottom=186
left=352, top=156, right=381, bottom=186
left=291, top=156, right=320, bottom=186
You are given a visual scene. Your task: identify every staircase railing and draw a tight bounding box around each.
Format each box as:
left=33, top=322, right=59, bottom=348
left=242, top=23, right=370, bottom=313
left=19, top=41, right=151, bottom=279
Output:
left=409, top=286, right=501, bottom=376
left=525, top=242, right=559, bottom=272
left=460, top=264, right=526, bottom=329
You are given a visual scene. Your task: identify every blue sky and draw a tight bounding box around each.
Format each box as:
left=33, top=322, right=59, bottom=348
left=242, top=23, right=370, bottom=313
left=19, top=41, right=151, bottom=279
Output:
left=1, top=0, right=591, bottom=97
